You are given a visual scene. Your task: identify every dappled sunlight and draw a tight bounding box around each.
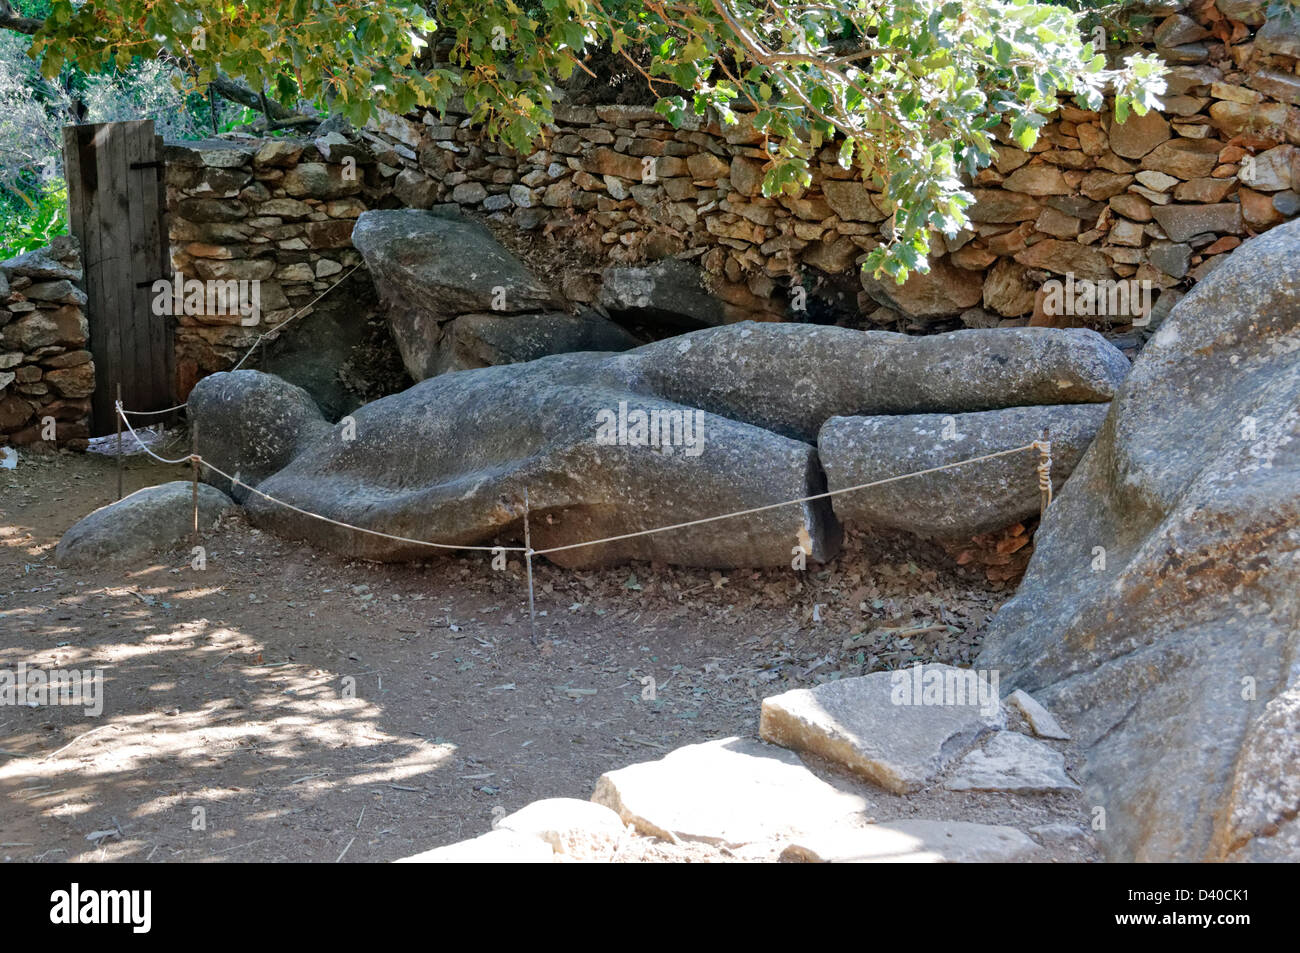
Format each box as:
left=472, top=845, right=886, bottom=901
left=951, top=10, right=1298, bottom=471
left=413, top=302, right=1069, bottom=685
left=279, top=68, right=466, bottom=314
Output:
left=0, top=611, right=466, bottom=860
left=1, top=454, right=485, bottom=860
left=2, top=444, right=1023, bottom=862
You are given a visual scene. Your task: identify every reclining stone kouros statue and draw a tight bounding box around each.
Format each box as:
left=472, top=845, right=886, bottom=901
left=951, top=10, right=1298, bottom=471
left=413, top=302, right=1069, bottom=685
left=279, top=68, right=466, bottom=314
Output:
left=186, top=321, right=1127, bottom=569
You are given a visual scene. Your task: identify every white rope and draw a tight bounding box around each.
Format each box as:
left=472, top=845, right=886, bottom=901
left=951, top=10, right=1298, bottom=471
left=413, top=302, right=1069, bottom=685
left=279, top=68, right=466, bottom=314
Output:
left=119, top=401, right=189, bottom=417
left=115, top=264, right=365, bottom=417
left=530, top=442, right=1040, bottom=556
left=1034, top=438, right=1053, bottom=508
left=117, top=402, right=1042, bottom=560
left=117, top=404, right=196, bottom=465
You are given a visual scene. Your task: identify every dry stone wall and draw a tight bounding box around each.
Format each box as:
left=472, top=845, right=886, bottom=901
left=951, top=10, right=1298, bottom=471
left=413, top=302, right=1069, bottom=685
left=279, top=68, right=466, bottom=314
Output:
left=356, top=0, right=1300, bottom=335
left=162, top=0, right=1299, bottom=396
left=0, top=237, right=93, bottom=450
left=163, top=134, right=383, bottom=401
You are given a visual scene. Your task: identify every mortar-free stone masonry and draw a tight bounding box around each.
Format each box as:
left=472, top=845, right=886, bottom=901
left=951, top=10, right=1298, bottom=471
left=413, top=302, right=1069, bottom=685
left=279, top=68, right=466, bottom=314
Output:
left=158, top=1, right=1300, bottom=401
left=4, top=0, right=1298, bottom=446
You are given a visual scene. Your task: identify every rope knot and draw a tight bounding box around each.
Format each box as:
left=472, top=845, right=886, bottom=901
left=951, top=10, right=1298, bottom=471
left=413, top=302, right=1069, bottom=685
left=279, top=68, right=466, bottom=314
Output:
left=1033, top=439, right=1053, bottom=509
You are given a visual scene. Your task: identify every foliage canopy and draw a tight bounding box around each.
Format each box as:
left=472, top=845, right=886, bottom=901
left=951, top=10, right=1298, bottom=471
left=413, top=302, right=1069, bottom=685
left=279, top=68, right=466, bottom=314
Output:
left=7, top=0, right=1169, bottom=278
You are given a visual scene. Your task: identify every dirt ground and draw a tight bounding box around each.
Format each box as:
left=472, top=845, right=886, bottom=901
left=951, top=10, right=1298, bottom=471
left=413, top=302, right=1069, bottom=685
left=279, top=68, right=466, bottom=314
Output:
left=0, top=444, right=1097, bottom=863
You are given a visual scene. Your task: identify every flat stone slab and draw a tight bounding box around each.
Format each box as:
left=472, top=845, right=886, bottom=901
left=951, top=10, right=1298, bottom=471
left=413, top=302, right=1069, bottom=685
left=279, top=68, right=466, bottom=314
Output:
left=944, top=731, right=1079, bottom=794
left=1006, top=688, right=1070, bottom=740
left=495, top=797, right=628, bottom=860
left=760, top=665, right=1005, bottom=793
left=591, top=737, right=866, bottom=849
left=781, top=820, right=1039, bottom=863
left=394, top=829, right=554, bottom=863
left=55, top=481, right=237, bottom=568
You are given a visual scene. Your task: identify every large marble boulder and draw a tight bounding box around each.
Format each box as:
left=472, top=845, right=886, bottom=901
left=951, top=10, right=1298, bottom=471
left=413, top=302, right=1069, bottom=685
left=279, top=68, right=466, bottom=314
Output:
left=977, top=220, right=1300, bottom=862
left=352, top=209, right=639, bottom=379
left=188, top=322, right=1126, bottom=568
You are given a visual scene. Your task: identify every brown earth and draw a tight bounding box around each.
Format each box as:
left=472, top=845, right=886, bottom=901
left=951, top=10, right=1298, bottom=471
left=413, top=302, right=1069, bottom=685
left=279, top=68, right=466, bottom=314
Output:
left=0, top=444, right=1094, bottom=863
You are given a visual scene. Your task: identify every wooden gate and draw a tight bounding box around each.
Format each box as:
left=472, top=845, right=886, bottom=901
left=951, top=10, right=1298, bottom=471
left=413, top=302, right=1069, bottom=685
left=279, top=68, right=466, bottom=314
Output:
left=62, top=120, right=174, bottom=436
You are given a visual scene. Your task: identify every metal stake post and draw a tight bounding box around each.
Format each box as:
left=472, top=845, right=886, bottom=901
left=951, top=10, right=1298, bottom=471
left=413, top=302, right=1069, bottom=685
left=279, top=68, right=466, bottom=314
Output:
left=523, top=488, right=538, bottom=647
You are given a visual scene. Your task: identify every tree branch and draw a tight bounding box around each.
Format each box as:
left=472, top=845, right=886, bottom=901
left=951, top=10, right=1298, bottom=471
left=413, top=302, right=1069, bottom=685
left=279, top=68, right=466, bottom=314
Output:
left=210, top=75, right=302, bottom=120
left=0, top=0, right=43, bottom=35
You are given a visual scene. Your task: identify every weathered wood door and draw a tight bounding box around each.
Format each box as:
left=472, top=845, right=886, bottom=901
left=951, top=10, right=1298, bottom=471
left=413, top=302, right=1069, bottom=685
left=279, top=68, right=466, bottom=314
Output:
left=62, top=120, right=174, bottom=436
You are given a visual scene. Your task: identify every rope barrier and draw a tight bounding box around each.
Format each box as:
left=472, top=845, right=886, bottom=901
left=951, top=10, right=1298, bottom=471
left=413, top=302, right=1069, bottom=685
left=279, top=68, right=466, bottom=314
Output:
left=116, top=402, right=1048, bottom=559
left=100, top=242, right=1066, bottom=647
left=529, top=442, right=1042, bottom=556
left=1033, top=437, right=1053, bottom=515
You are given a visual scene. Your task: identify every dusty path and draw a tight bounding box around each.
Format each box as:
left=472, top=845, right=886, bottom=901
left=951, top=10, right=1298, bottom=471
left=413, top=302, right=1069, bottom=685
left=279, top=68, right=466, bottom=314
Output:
left=0, top=446, right=1090, bottom=862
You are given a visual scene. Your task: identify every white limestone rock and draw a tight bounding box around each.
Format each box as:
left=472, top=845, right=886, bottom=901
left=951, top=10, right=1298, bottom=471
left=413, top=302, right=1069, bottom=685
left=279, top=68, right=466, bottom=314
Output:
left=944, top=731, right=1080, bottom=794
left=760, top=665, right=1005, bottom=793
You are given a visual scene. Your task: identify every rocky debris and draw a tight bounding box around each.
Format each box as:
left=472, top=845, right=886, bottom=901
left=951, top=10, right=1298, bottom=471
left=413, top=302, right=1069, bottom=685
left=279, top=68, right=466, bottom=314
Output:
left=976, top=221, right=1300, bottom=862
left=943, top=731, right=1079, bottom=794
left=818, top=404, right=1109, bottom=539
left=395, top=829, right=555, bottom=863
left=759, top=665, right=1005, bottom=794
left=494, top=798, right=629, bottom=861
left=188, top=322, right=1124, bottom=568
left=591, top=737, right=867, bottom=852
left=598, top=259, right=725, bottom=329
left=1006, top=688, right=1070, bottom=740
left=55, top=481, right=236, bottom=568
left=780, top=820, right=1040, bottom=863
left=940, top=519, right=1040, bottom=586
left=0, top=239, right=92, bottom=449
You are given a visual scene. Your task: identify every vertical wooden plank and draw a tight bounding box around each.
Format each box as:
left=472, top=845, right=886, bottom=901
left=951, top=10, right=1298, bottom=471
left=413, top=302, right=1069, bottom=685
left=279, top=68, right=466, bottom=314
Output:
left=75, top=123, right=116, bottom=436
left=126, top=120, right=160, bottom=411
left=61, top=125, right=90, bottom=427
left=61, top=127, right=86, bottom=254
left=83, top=123, right=112, bottom=434
left=155, top=132, right=175, bottom=407
left=97, top=123, right=135, bottom=416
